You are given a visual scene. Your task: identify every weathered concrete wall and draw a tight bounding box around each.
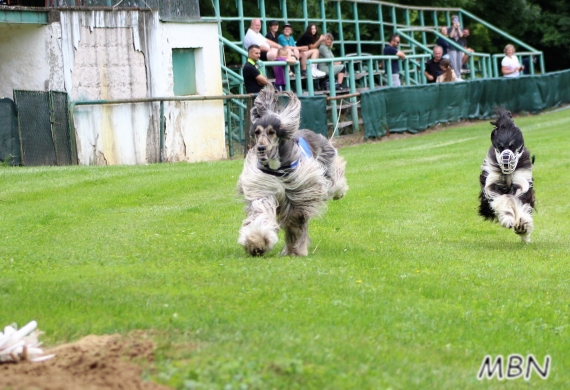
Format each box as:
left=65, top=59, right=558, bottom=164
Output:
left=58, top=11, right=225, bottom=165
left=160, top=22, right=225, bottom=163
left=60, top=10, right=162, bottom=165
left=0, top=24, right=64, bottom=98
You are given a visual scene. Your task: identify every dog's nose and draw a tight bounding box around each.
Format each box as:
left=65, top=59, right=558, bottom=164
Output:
left=257, top=145, right=266, bottom=153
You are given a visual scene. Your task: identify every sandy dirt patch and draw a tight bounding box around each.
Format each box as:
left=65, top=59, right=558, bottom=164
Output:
left=0, top=332, right=170, bottom=390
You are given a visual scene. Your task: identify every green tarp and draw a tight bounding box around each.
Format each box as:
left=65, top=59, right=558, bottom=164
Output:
left=299, top=95, right=328, bottom=137
left=361, top=69, right=570, bottom=138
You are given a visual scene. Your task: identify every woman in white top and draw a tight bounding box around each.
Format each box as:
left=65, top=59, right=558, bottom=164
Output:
left=501, top=44, right=524, bottom=78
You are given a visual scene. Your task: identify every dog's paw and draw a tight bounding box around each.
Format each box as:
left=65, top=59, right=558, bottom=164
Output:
left=240, top=228, right=278, bottom=257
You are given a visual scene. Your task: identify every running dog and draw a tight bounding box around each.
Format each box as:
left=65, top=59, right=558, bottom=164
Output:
left=237, top=86, right=348, bottom=256
left=478, top=108, right=535, bottom=242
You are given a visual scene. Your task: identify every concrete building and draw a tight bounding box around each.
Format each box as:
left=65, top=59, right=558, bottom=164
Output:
left=0, top=3, right=226, bottom=165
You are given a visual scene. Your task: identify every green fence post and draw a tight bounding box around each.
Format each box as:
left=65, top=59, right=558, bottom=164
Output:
left=378, top=4, right=385, bottom=44
left=320, top=0, right=327, bottom=35
left=335, top=1, right=345, bottom=57
left=353, top=2, right=361, bottom=56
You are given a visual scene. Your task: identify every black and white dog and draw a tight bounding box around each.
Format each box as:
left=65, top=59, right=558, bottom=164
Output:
left=237, top=86, right=348, bottom=256
left=478, top=108, right=536, bottom=242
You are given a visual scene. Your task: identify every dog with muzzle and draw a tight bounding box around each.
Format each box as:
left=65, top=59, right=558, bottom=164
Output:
left=478, top=108, right=536, bottom=243
left=237, top=86, right=348, bottom=256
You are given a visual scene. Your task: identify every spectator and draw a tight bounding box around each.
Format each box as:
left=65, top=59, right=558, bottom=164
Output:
left=447, top=15, right=463, bottom=78
left=436, top=26, right=450, bottom=59
left=383, top=34, right=406, bottom=87
left=501, top=44, right=524, bottom=78
left=265, top=20, right=279, bottom=44
left=461, top=27, right=475, bottom=68
left=277, top=24, right=315, bottom=76
left=424, top=46, right=444, bottom=83
left=318, top=33, right=346, bottom=91
left=273, top=47, right=297, bottom=91
left=436, top=59, right=458, bottom=83
left=243, top=45, right=269, bottom=94
left=243, top=18, right=280, bottom=61
left=522, top=56, right=537, bottom=75
left=296, top=23, right=327, bottom=77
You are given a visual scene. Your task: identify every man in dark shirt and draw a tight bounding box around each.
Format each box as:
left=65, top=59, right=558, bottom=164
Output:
left=424, top=46, right=444, bottom=83
left=243, top=45, right=269, bottom=94
left=265, top=20, right=279, bottom=44
left=383, top=34, right=406, bottom=86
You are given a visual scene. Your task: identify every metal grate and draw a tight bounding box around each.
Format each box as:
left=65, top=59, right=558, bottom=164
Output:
left=13, top=90, right=74, bottom=167
left=14, top=90, right=57, bottom=167
left=0, top=98, right=21, bottom=165
left=50, top=92, right=73, bottom=166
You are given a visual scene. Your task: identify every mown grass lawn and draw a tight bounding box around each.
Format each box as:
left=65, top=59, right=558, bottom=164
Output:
left=1, top=108, right=569, bottom=389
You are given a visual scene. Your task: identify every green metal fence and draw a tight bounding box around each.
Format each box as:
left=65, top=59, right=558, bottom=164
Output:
left=205, top=0, right=543, bottom=86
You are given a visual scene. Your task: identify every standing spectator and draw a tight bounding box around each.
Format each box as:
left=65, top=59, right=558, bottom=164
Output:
left=243, top=45, right=269, bottom=94
left=383, top=34, right=406, bottom=87
left=436, top=26, right=450, bottom=59
left=243, top=18, right=280, bottom=61
left=522, top=56, right=537, bottom=75
left=424, top=46, right=444, bottom=83
left=436, top=59, right=458, bottom=83
left=461, top=27, right=475, bottom=68
left=265, top=20, right=280, bottom=44
left=447, top=15, right=463, bottom=79
left=318, top=33, right=346, bottom=91
left=501, top=44, right=524, bottom=78
left=296, top=23, right=327, bottom=77
left=273, top=47, right=297, bottom=91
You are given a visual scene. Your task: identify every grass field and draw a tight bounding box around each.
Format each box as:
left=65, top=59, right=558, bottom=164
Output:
left=1, top=108, right=569, bottom=389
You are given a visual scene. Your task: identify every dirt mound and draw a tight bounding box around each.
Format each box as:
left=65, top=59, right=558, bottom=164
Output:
left=0, top=332, right=170, bottom=390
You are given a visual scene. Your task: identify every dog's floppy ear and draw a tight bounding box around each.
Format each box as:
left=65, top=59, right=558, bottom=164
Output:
left=275, top=91, right=300, bottom=139
left=251, top=85, right=278, bottom=125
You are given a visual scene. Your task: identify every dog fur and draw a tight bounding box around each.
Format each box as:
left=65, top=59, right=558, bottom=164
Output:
left=237, top=86, right=348, bottom=256
left=478, top=108, right=536, bottom=242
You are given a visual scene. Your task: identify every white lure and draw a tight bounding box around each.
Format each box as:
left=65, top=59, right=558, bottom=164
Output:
left=0, top=321, right=55, bottom=363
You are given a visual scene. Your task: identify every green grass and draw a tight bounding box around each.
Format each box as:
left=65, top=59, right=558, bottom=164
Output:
left=1, top=108, right=570, bottom=389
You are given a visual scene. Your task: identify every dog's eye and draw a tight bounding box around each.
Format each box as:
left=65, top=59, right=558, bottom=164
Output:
left=267, top=129, right=276, bottom=136
left=254, top=129, right=262, bottom=136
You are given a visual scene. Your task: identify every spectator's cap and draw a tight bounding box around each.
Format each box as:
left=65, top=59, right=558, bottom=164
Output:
left=269, top=20, right=279, bottom=26
left=283, top=23, right=292, bottom=29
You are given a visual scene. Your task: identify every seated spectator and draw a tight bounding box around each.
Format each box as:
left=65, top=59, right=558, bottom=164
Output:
left=273, top=47, right=297, bottom=91
left=424, top=46, right=444, bottom=83
left=436, top=26, right=450, bottom=59
left=275, top=23, right=300, bottom=63
left=265, top=20, right=280, bottom=44
left=296, top=24, right=327, bottom=77
left=243, top=18, right=280, bottom=61
left=243, top=45, right=269, bottom=94
left=318, top=33, right=346, bottom=91
left=383, top=34, right=406, bottom=87
left=501, top=44, right=524, bottom=77
left=461, top=27, right=475, bottom=68
left=436, top=59, right=458, bottom=82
